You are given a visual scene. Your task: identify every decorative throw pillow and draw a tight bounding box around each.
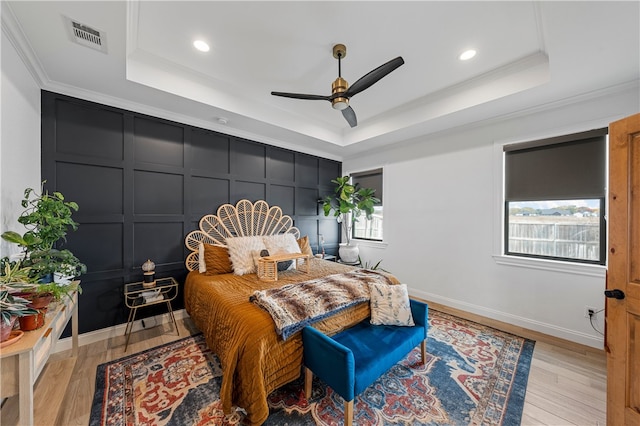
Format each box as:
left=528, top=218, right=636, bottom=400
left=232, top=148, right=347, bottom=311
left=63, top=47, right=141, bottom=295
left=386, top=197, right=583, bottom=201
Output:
left=369, top=283, right=415, bottom=326
left=263, top=233, right=301, bottom=270
left=259, top=249, right=293, bottom=271
left=226, top=236, right=267, bottom=275
left=202, top=243, right=233, bottom=275
left=297, top=235, right=314, bottom=257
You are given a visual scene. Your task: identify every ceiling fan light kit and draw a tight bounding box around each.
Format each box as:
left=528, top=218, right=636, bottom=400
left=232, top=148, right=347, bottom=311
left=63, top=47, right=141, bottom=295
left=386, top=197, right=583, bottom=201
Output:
left=271, top=43, right=404, bottom=127
left=331, top=77, right=349, bottom=110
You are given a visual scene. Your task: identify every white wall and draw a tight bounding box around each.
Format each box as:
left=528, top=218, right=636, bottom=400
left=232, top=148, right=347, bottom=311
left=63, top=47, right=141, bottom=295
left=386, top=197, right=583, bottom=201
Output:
left=345, top=84, right=639, bottom=348
left=1, top=25, right=41, bottom=258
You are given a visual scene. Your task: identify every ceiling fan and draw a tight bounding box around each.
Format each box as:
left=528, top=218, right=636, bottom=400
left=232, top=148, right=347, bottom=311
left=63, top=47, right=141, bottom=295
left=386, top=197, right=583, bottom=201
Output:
left=271, top=44, right=404, bottom=128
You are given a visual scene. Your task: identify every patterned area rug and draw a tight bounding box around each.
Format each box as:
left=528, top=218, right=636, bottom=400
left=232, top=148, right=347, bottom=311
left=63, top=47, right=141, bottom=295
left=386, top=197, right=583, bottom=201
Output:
left=90, top=310, right=534, bottom=426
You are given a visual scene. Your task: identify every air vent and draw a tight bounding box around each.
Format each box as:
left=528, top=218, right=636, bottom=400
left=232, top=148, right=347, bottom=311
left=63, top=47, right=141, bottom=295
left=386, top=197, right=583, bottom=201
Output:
left=64, top=16, right=108, bottom=54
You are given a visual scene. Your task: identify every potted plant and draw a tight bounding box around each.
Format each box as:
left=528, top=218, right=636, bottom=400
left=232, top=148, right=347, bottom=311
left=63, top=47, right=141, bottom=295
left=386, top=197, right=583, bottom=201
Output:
left=0, top=257, right=35, bottom=285
left=26, top=248, right=86, bottom=284
left=0, top=288, right=38, bottom=341
left=1, top=182, right=85, bottom=283
left=321, top=176, right=379, bottom=263
left=34, top=280, right=82, bottom=303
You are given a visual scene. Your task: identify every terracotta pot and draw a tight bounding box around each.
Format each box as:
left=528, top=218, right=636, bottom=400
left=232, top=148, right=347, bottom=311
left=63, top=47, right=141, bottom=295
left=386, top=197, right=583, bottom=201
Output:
left=1, top=317, right=17, bottom=342
left=13, top=292, right=53, bottom=309
left=28, top=293, right=53, bottom=309
left=18, top=308, right=47, bottom=331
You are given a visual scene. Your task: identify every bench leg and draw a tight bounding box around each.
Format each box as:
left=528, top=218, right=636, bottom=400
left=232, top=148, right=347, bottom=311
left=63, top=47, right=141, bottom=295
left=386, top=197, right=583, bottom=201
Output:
left=344, top=399, right=354, bottom=426
left=421, top=339, right=427, bottom=364
left=304, top=367, right=313, bottom=399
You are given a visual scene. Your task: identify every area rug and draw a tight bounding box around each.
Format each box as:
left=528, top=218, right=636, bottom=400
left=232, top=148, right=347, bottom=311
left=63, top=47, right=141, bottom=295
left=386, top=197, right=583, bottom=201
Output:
left=90, top=310, right=534, bottom=426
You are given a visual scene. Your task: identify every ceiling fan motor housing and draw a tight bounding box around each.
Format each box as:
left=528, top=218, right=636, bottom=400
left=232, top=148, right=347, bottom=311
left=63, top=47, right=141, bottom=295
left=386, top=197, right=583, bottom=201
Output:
left=331, top=77, right=349, bottom=110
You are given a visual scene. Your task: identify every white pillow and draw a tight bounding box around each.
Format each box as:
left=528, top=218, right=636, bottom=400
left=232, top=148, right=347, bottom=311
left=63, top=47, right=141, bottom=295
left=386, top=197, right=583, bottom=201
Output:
left=225, top=236, right=267, bottom=275
left=198, top=242, right=206, bottom=273
left=262, top=233, right=301, bottom=270
left=369, top=283, right=415, bottom=326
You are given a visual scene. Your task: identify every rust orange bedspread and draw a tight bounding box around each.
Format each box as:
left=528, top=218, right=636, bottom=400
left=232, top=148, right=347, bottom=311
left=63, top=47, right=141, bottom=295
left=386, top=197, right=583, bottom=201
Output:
left=183, top=258, right=398, bottom=425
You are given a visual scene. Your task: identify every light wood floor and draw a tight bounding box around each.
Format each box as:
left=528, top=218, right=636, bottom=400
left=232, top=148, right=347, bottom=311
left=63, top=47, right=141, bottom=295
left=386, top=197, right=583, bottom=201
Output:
left=1, top=311, right=606, bottom=425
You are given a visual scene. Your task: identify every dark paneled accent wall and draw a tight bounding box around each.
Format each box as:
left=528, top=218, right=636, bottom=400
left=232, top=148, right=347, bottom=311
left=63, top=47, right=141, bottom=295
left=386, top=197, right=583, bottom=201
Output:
left=41, top=91, right=341, bottom=334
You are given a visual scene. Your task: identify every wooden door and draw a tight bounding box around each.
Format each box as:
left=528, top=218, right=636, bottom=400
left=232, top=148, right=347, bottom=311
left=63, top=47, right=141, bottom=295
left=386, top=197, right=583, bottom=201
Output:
left=607, top=113, right=640, bottom=426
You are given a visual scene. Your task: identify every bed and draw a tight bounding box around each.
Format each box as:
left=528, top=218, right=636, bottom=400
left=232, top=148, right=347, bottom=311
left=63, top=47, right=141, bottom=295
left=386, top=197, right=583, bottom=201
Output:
left=183, top=200, right=398, bottom=425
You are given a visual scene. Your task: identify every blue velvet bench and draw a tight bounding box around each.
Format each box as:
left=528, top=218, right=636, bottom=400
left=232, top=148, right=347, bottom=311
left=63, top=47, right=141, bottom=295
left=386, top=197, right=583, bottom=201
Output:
left=302, top=299, right=428, bottom=426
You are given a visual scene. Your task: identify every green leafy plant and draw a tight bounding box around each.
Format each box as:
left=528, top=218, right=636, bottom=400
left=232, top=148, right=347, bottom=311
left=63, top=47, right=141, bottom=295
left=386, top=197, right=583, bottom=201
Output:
left=0, top=288, right=39, bottom=326
left=0, top=256, right=82, bottom=304
left=36, top=280, right=82, bottom=302
left=26, top=248, right=86, bottom=281
left=1, top=182, right=86, bottom=283
left=2, top=182, right=79, bottom=253
left=0, top=257, right=36, bottom=285
left=358, top=256, right=389, bottom=273
left=321, top=176, right=380, bottom=245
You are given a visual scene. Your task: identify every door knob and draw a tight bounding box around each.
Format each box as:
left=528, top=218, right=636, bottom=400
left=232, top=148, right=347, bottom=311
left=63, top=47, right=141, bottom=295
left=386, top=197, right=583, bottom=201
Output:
left=604, top=289, right=625, bottom=299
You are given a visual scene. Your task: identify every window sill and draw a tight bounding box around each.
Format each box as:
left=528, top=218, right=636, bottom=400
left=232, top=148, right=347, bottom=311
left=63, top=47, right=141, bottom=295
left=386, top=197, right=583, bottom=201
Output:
left=492, top=254, right=606, bottom=278
left=351, top=239, right=388, bottom=249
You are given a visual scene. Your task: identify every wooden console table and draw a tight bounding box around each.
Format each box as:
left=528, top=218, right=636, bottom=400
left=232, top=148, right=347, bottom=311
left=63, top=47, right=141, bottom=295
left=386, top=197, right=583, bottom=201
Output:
left=0, top=289, right=79, bottom=426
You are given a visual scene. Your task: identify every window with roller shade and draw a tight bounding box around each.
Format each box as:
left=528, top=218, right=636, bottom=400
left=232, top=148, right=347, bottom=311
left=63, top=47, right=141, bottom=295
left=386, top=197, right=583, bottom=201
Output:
left=351, top=169, right=383, bottom=241
left=504, top=129, right=607, bottom=265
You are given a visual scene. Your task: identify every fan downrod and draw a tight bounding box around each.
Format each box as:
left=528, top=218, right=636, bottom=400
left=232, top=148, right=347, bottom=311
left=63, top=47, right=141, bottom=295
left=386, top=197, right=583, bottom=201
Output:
left=333, top=44, right=346, bottom=60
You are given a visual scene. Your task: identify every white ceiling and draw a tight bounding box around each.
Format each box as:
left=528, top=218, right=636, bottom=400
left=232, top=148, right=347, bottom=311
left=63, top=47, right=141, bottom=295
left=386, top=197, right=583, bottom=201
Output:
left=3, top=1, right=639, bottom=160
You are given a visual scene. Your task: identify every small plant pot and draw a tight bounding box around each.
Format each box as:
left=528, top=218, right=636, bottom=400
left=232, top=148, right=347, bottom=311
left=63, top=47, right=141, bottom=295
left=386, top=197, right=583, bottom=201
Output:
left=18, top=308, right=47, bottom=331
left=1, top=317, right=17, bottom=342
left=28, top=293, right=54, bottom=309
left=54, top=272, right=74, bottom=285
left=13, top=292, right=54, bottom=309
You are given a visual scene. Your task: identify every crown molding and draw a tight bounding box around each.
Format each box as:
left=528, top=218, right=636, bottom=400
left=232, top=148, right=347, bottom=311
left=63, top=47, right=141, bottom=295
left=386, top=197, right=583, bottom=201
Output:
left=1, top=2, right=48, bottom=88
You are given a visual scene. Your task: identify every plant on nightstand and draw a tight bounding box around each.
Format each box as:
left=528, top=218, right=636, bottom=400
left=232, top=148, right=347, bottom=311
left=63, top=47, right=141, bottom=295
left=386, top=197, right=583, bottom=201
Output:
left=321, top=176, right=379, bottom=263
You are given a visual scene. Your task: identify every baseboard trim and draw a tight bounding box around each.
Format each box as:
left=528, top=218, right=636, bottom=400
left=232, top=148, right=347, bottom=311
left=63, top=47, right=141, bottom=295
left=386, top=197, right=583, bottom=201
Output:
left=55, top=295, right=604, bottom=354
left=53, top=309, right=190, bottom=354
left=410, top=289, right=604, bottom=353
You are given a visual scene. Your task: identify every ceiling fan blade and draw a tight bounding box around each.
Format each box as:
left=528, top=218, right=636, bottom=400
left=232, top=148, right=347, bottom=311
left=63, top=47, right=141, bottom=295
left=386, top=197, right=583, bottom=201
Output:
left=342, top=106, right=357, bottom=128
left=271, top=91, right=330, bottom=101
left=344, top=56, right=405, bottom=98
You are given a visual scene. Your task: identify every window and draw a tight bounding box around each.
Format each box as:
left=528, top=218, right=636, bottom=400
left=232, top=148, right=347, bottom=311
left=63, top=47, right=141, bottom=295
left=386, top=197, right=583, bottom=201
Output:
left=351, top=169, right=383, bottom=241
left=504, top=129, right=607, bottom=265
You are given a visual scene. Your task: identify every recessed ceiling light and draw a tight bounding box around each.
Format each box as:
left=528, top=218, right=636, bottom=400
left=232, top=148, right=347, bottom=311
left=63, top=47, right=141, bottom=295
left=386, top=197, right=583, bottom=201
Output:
left=459, top=49, right=477, bottom=61
left=193, top=40, right=210, bottom=52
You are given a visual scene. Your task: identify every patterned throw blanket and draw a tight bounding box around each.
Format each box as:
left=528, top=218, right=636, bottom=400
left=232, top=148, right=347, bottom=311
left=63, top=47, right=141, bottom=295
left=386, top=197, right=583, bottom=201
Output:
left=250, top=269, right=394, bottom=340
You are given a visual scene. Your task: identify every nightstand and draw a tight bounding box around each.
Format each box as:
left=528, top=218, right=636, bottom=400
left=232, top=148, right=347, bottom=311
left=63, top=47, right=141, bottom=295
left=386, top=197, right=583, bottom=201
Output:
left=123, top=277, right=179, bottom=351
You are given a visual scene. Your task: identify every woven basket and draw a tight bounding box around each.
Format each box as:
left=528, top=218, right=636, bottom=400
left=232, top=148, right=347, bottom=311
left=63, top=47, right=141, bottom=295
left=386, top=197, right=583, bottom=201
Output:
left=257, top=259, right=278, bottom=281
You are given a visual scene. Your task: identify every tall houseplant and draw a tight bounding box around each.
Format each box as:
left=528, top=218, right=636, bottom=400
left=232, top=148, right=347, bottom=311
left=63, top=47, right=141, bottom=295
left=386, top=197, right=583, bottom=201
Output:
left=1, top=182, right=86, bottom=284
left=321, top=176, right=379, bottom=263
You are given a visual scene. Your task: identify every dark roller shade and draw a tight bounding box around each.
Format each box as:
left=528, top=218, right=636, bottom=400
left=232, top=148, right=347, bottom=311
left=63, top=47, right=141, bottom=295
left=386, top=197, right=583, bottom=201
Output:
left=351, top=168, right=383, bottom=205
left=505, top=129, right=606, bottom=201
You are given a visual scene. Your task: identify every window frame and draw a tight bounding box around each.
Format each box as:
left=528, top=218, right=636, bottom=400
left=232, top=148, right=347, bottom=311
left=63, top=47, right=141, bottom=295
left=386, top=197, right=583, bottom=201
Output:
left=350, top=168, right=384, bottom=243
left=503, top=197, right=606, bottom=266
left=492, top=124, right=608, bottom=277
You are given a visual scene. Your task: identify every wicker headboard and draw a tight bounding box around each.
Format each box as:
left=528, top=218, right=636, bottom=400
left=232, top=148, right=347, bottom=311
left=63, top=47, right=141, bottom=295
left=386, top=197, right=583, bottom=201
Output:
left=184, top=199, right=301, bottom=271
